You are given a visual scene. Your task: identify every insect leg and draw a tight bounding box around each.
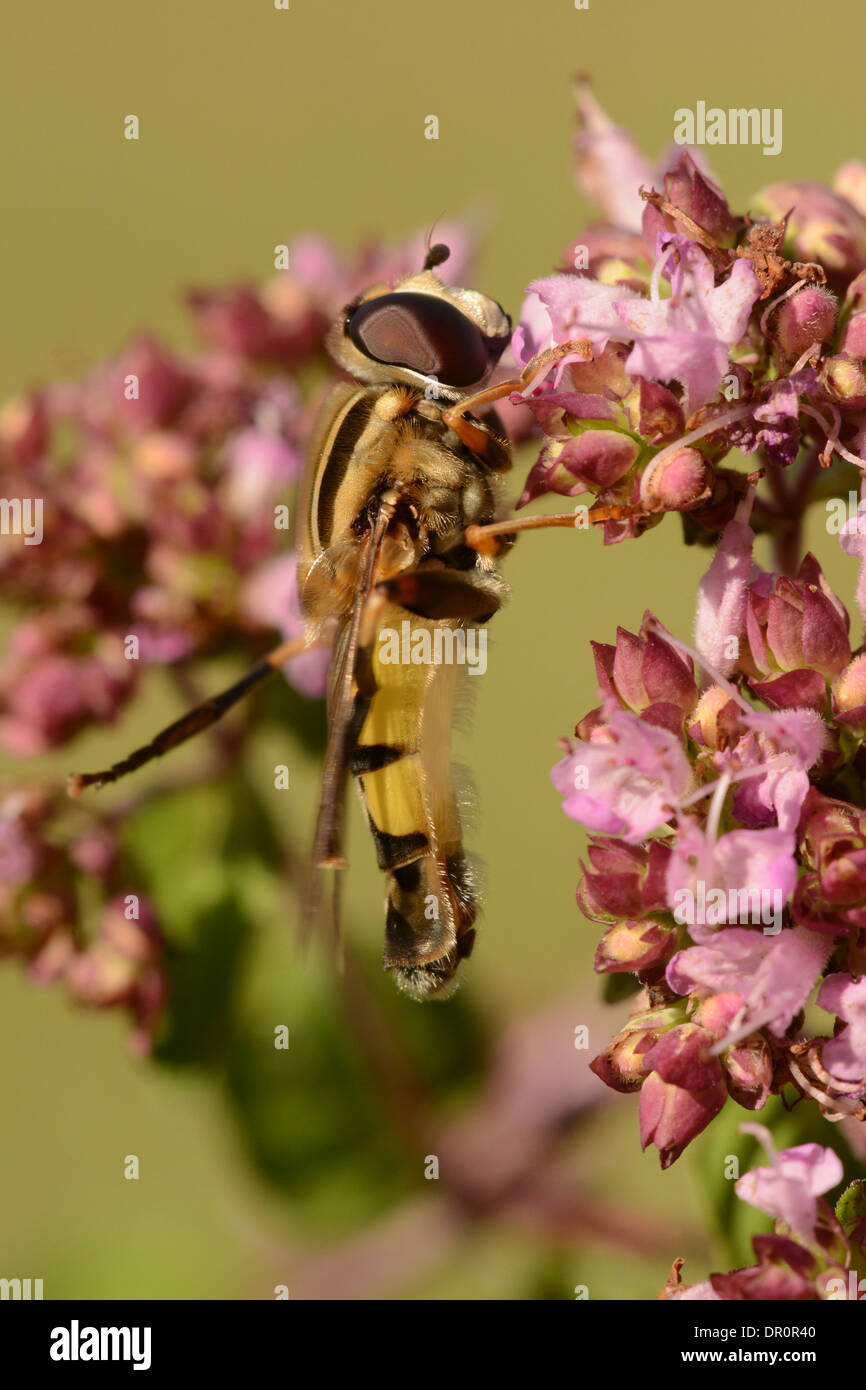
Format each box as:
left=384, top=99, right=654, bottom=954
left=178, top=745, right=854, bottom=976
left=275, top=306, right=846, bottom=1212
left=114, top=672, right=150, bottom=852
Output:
left=375, top=567, right=504, bottom=622
left=67, top=634, right=316, bottom=796
left=463, top=502, right=658, bottom=555
left=440, top=338, right=594, bottom=463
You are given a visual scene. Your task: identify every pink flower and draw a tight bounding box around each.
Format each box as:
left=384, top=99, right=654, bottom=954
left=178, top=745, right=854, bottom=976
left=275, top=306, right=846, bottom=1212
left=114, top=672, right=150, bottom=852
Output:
left=735, top=1129, right=844, bottom=1242
left=727, top=709, right=830, bottom=833
left=614, top=236, right=762, bottom=413
left=512, top=276, right=635, bottom=382
left=817, top=974, right=866, bottom=1088
left=221, top=419, right=304, bottom=522
left=65, top=895, right=165, bottom=1055
left=552, top=710, right=694, bottom=841
left=694, top=517, right=755, bottom=680
left=730, top=758, right=811, bottom=836
left=665, top=821, right=799, bottom=927
left=0, top=650, right=134, bottom=757
left=666, top=924, right=831, bottom=1044
left=742, top=708, right=830, bottom=772
left=572, top=78, right=656, bottom=234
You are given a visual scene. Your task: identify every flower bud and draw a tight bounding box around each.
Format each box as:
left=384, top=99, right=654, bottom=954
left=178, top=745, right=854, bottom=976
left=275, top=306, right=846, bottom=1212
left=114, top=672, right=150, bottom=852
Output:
left=643, top=1023, right=723, bottom=1092
left=756, top=182, right=866, bottom=283
left=517, top=429, right=640, bottom=506
left=133, top=431, right=198, bottom=480
left=712, top=1235, right=817, bottom=1300
left=589, top=1004, right=683, bottom=1094
left=692, top=992, right=743, bottom=1037
left=0, top=392, right=48, bottom=465
left=664, top=154, right=738, bottom=247
left=66, top=895, right=163, bottom=1008
left=687, top=686, right=736, bottom=748
left=748, top=667, right=828, bottom=713
left=832, top=653, right=866, bottom=729
left=634, top=379, right=684, bottom=445
left=581, top=620, right=698, bottom=731
left=594, top=916, right=677, bottom=977
left=723, top=1034, right=773, bottom=1110
left=798, top=788, right=859, bottom=867
left=642, top=447, right=712, bottom=512
left=639, top=1068, right=727, bottom=1168
left=560, top=427, right=641, bottom=489
left=29, top=929, right=77, bottom=983
left=69, top=828, right=118, bottom=880
left=746, top=558, right=850, bottom=681
left=98, top=336, right=195, bottom=434
left=819, top=354, right=866, bottom=405
left=22, top=888, right=75, bottom=942
left=774, top=286, right=837, bottom=359
left=794, top=788, right=866, bottom=936
left=577, top=836, right=672, bottom=921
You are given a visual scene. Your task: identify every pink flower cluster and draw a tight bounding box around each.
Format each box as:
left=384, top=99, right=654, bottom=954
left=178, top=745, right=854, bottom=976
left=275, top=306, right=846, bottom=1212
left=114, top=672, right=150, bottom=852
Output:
left=667, top=1126, right=865, bottom=1300
left=512, top=80, right=866, bottom=542
left=0, top=783, right=164, bottom=1051
left=556, top=512, right=866, bottom=1166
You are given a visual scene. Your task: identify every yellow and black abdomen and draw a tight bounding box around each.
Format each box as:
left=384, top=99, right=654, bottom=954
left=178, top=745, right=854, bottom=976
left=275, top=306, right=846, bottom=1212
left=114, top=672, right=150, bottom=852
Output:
left=351, top=607, right=477, bottom=999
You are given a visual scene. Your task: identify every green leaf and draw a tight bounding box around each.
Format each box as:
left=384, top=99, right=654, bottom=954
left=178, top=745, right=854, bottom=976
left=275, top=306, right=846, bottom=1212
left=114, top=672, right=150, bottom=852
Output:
left=835, top=1179, right=866, bottom=1232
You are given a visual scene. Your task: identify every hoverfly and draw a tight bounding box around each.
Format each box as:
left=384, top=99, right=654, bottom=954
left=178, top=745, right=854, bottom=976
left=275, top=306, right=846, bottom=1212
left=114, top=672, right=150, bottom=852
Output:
left=68, top=244, right=583, bottom=998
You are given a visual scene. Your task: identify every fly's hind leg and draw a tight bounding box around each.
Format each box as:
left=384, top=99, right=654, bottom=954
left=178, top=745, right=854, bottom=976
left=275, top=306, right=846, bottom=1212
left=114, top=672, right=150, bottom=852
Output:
left=67, top=635, right=316, bottom=796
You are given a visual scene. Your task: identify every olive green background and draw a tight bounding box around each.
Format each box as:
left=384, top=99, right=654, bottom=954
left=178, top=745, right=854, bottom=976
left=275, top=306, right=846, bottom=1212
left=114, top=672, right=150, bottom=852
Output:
left=1, top=0, right=863, bottom=1299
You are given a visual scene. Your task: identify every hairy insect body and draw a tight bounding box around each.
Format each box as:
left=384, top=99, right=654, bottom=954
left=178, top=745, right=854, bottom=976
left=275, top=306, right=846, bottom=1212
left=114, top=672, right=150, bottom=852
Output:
left=299, top=369, right=509, bottom=998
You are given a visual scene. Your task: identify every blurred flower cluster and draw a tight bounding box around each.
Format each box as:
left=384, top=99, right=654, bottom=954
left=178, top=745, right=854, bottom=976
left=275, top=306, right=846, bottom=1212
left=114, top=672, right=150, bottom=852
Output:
left=0, top=782, right=163, bottom=1051
left=0, top=222, right=475, bottom=1046
left=666, top=1127, right=866, bottom=1300
left=512, top=79, right=866, bottom=542
left=555, top=508, right=866, bottom=1168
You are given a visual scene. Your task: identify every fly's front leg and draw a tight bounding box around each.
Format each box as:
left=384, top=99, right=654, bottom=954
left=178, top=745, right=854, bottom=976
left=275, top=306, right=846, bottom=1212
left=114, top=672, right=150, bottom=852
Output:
left=440, top=338, right=594, bottom=466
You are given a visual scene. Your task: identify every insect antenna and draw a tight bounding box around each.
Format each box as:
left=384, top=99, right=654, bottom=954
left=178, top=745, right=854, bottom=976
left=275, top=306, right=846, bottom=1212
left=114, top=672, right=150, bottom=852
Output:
left=422, top=215, right=450, bottom=272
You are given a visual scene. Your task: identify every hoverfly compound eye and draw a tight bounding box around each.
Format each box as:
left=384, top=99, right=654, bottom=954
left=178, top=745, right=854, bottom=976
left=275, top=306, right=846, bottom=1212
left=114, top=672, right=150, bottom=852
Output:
left=347, top=292, right=493, bottom=388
